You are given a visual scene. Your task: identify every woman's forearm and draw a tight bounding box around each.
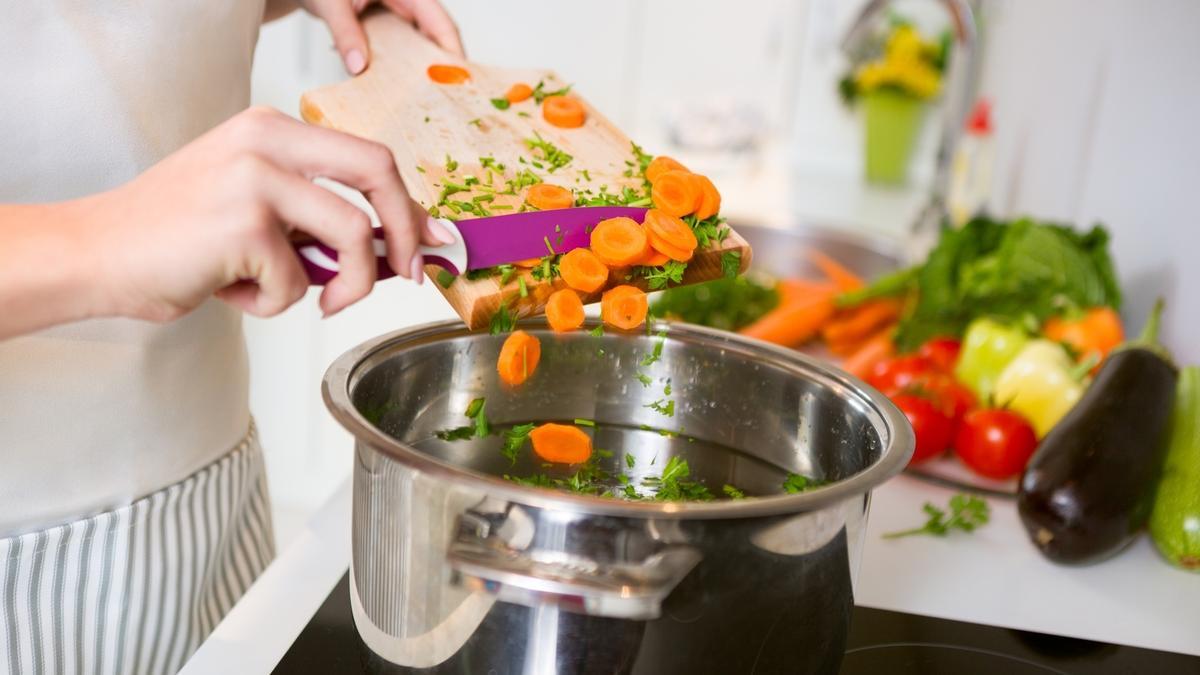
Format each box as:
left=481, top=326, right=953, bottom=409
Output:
left=0, top=200, right=111, bottom=339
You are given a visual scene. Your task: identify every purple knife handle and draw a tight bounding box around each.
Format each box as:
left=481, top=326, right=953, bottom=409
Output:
left=295, top=225, right=464, bottom=286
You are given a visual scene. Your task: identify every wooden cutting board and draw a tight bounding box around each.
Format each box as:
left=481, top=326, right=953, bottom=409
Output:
left=300, top=11, right=751, bottom=330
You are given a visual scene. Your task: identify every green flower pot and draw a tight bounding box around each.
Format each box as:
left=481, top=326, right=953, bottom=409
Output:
left=863, top=89, right=926, bottom=186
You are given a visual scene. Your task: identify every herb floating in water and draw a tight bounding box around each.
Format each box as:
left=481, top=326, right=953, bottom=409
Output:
left=500, top=423, right=537, bottom=465
left=782, top=473, right=824, bottom=494
left=723, top=484, right=746, bottom=500
left=436, top=397, right=491, bottom=441
left=884, top=494, right=991, bottom=539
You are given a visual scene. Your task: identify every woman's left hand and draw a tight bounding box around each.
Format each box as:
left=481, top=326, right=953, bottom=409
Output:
left=301, top=0, right=464, bottom=74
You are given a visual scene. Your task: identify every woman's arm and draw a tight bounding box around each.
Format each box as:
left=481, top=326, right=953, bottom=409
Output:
left=0, top=107, right=450, bottom=341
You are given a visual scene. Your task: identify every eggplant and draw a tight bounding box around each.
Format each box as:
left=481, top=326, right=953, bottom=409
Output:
left=1018, top=300, right=1177, bottom=564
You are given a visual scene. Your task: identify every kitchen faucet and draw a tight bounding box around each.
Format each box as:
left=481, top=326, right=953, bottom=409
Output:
left=841, top=0, right=979, bottom=259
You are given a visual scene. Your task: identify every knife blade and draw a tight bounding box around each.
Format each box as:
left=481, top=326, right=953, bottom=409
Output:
left=295, top=178, right=647, bottom=284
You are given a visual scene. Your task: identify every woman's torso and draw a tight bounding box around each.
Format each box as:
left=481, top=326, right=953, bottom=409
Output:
left=0, top=0, right=267, bottom=535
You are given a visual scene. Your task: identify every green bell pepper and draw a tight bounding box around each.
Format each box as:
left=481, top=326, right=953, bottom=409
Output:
left=954, top=318, right=1029, bottom=400
left=993, top=340, right=1086, bottom=437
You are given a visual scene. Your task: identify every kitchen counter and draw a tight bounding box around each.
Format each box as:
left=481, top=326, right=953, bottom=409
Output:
left=179, top=469, right=1200, bottom=674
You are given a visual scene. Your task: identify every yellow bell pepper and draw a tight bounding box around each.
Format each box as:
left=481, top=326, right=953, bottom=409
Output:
left=994, top=340, right=1086, bottom=437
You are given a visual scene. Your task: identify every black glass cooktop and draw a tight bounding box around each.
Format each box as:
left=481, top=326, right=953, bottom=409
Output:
left=274, top=573, right=1200, bottom=674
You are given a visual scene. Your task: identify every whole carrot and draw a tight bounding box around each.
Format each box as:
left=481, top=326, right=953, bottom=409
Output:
left=809, top=250, right=863, bottom=292
left=821, top=298, right=902, bottom=346
left=840, top=330, right=895, bottom=380
left=739, top=289, right=836, bottom=347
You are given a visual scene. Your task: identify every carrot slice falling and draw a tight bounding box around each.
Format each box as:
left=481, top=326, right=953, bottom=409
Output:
left=542, top=95, right=587, bottom=128
left=601, top=285, right=649, bottom=330
left=529, top=423, right=593, bottom=464
left=497, top=330, right=541, bottom=386
left=645, top=156, right=689, bottom=184
left=506, top=83, right=533, bottom=103
left=427, top=64, right=470, bottom=84
left=692, top=175, right=722, bottom=220
left=525, top=183, right=574, bottom=210
left=809, top=251, right=863, bottom=292
left=650, top=170, right=702, bottom=217
left=590, top=217, right=650, bottom=267
left=558, top=248, right=609, bottom=293
left=644, top=209, right=698, bottom=253
left=545, top=289, right=585, bottom=332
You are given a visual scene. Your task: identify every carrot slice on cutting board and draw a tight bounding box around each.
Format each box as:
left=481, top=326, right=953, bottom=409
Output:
left=645, top=156, right=689, bottom=184
left=651, top=170, right=702, bottom=217
left=497, top=330, right=541, bottom=386
left=590, top=217, right=650, bottom=267
left=506, top=83, right=533, bottom=103
left=530, top=423, right=593, bottom=464
left=542, top=95, right=587, bottom=128
left=427, top=64, right=470, bottom=84
left=545, top=289, right=585, bottom=332
left=513, top=258, right=543, bottom=268
left=692, top=175, right=722, bottom=220
left=559, top=248, right=609, bottom=293
left=644, top=209, right=698, bottom=253
left=525, top=183, right=574, bottom=210
left=646, top=227, right=694, bottom=262
left=639, top=248, right=670, bottom=267
left=601, top=285, right=648, bottom=330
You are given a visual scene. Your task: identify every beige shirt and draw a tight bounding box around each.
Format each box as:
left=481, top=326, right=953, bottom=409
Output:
left=0, top=0, right=267, bottom=535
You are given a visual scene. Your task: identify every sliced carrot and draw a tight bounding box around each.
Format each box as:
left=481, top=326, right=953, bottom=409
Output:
left=738, top=289, right=836, bottom=347
left=526, top=183, right=574, bottom=210
left=820, top=298, right=902, bottom=346
left=545, top=289, right=585, bottom=332
left=542, top=95, right=587, bottom=128
left=639, top=248, right=670, bottom=267
left=513, top=258, right=542, bottom=268
left=650, top=170, right=702, bottom=217
left=590, top=217, right=650, bottom=267
left=644, top=209, right=698, bottom=253
left=840, top=330, right=896, bottom=380
left=529, top=423, right=593, bottom=464
left=645, top=156, right=689, bottom=184
left=692, top=175, right=722, bottom=220
left=497, top=330, right=541, bottom=386
left=646, top=227, right=694, bottom=262
left=601, top=285, right=648, bottom=330
left=558, top=248, right=609, bottom=293
left=427, top=64, right=470, bottom=84
left=809, top=250, right=863, bottom=292
left=506, top=83, right=533, bottom=103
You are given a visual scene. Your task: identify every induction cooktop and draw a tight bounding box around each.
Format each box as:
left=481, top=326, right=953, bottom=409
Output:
left=273, top=573, right=1200, bottom=674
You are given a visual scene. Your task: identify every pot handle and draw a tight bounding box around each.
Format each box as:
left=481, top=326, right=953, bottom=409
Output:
left=446, top=510, right=700, bottom=620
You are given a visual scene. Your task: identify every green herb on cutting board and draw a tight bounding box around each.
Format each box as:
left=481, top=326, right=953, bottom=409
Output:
left=524, top=132, right=573, bottom=172
left=531, top=79, right=573, bottom=104
left=883, top=494, right=990, bottom=539
left=490, top=97, right=511, bottom=110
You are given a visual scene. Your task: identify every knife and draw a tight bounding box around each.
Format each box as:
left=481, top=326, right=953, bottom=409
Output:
left=296, top=178, right=648, bottom=284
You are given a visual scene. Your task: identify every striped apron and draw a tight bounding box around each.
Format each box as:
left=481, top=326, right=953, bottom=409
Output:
left=0, top=424, right=274, bottom=675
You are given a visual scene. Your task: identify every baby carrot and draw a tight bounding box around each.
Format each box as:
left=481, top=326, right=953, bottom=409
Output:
left=809, top=250, right=863, bottom=292
left=738, top=289, right=836, bottom=347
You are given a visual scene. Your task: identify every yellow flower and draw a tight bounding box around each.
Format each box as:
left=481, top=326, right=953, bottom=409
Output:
left=886, top=25, right=924, bottom=62
left=853, top=24, right=943, bottom=100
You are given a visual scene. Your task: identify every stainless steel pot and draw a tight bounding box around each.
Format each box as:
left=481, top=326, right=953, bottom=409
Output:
left=323, top=319, right=913, bottom=674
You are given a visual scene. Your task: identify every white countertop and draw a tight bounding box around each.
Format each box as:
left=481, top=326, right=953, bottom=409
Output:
left=180, top=468, right=1200, bottom=674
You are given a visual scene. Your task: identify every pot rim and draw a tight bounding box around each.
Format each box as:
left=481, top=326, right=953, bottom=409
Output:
left=322, top=318, right=914, bottom=519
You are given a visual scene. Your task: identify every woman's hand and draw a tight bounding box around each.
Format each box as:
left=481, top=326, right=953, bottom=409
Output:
left=78, top=107, right=446, bottom=324
left=301, top=0, right=464, bottom=74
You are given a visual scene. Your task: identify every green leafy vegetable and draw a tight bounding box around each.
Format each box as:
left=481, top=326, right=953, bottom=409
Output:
left=640, top=261, right=688, bottom=290
left=573, top=418, right=596, bottom=427
left=465, top=397, right=490, bottom=438
left=723, top=484, right=746, bottom=500
left=589, top=324, right=605, bottom=337
left=490, top=97, right=511, bottom=110
left=625, top=453, right=636, bottom=469
left=883, top=494, right=991, bottom=539
left=531, top=79, right=573, bottom=104
left=635, top=372, right=653, bottom=387
left=644, top=399, right=675, bottom=417
left=490, top=303, right=516, bottom=334
left=650, top=276, right=780, bottom=331
left=782, top=473, right=822, bottom=494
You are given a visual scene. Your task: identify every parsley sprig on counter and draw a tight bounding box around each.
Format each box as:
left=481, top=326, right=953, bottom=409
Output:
left=883, top=494, right=990, bottom=539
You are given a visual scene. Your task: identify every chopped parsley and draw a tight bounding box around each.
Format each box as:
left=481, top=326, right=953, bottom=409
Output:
left=644, top=399, right=675, bottom=417
left=721, top=250, right=742, bottom=279
left=635, top=372, right=653, bottom=387
left=524, top=132, right=573, bottom=172
left=640, top=261, right=688, bottom=290
left=723, top=484, right=746, bottom=500
left=489, top=97, right=511, bottom=110
left=782, top=473, right=823, bottom=494
left=500, top=422, right=537, bottom=465
left=444, top=155, right=458, bottom=172
left=589, top=324, right=605, bottom=337
left=639, top=331, right=667, bottom=366
left=625, top=453, right=636, bottom=469
left=468, top=118, right=483, bottom=128
left=436, top=269, right=456, bottom=288
left=573, top=418, right=596, bottom=427
left=489, top=303, right=516, bottom=334
left=531, top=79, right=573, bottom=104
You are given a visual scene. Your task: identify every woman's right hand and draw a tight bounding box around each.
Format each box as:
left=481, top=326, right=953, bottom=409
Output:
left=85, top=106, right=448, bottom=322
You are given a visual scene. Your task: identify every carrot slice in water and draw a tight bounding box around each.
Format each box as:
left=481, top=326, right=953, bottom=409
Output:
left=809, top=250, right=863, bottom=292
left=427, top=64, right=470, bottom=84
left=525, top=183, right=574, bottom=210
left=692, top=175, right=722, bottom=220
left=645, top=156, right=689, bottom=184
left=601, top=285, right=648, bottom=330
left=542, top=95, right=587, bottom=128
left=644, top=209, right=698, bottom=253
left=646, top=227, right=694, bottom=262
left=558, top=248, right=609, bottom=293
left=545, top=289, right=585, bottom=332
left=590, top=217, right=650, bottom=267
left=651, top=170, right=702, bottom=217
left=497, top=330, right=541, bottom=386
left=530, top=423, right=593, bottom=464
left=506, top=83, right=533, bottom=103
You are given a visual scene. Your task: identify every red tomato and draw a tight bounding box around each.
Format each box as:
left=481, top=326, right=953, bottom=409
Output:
left=891, top=393, right=955, bottom=465
left=903, top=373, right=977, bottom=425
left=954, top=409, right=1039, bottom=480
left=918, top=337, right=962, bottom=372
left=868, top=355, right=938, bottom=392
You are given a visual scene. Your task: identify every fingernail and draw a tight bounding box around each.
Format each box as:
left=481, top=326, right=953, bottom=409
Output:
left=345, top=49, right=366, bottom=75
left=427, top=217, right=457, bottom=245
left=410, top=255, right=425, bottom=285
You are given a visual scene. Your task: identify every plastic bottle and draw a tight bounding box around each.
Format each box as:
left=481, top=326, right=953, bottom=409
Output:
left=948, top=99, right=994, bottom=227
